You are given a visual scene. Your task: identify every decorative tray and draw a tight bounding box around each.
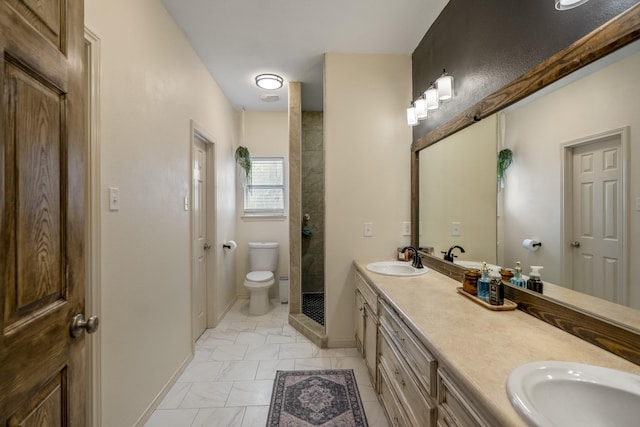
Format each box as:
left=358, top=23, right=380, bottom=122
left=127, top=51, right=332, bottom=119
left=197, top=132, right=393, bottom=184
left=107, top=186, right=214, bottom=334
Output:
left=456, top=287, right=517, bottom=311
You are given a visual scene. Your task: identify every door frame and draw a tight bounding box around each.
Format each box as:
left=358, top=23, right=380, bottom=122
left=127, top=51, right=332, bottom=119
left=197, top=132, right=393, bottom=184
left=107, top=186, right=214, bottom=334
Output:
left=190, top=121, right=217, bottom=345
left=85, top=27, right=102, bottom=427
left=560, top=126, right=629, bottom=304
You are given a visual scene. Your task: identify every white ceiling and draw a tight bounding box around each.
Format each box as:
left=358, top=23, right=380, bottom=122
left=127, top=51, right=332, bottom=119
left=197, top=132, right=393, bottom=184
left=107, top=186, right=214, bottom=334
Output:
left=161, top=0, right=449, bottom=112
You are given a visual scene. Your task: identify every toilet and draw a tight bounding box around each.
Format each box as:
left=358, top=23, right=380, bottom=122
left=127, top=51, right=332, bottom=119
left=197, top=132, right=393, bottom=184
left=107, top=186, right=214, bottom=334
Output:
left=244, top=242, right=279, bottom=316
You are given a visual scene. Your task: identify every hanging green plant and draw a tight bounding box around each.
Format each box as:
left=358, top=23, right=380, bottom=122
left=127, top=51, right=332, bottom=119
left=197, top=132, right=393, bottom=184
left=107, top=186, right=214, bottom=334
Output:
left=235, top=146, right=251, bottom=183
left=497, top=148, right=513, bottom=186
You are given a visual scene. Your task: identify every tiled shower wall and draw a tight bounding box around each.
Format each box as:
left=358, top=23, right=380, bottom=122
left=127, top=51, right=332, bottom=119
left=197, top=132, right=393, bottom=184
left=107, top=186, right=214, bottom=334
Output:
left=301, top=112, right=324, bottom=294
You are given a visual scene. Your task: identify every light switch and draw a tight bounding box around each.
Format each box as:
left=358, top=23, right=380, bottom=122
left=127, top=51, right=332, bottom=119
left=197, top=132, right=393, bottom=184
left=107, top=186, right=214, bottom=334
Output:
left=402, top=221, right=411, bottom=236
left=451, top=221, right=461, bottom=236
left=109, top=187, right=119, bottom=211
left=363, top=222, right=373, bottom=237
left=636, top=196, right=640, bottom=212
left=184, top=196, right=189, bottom=211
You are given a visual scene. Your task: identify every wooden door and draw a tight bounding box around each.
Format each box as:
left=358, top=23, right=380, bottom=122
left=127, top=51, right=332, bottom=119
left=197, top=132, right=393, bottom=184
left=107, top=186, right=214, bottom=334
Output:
left=192, top=136, right=208, bottom=341
left=571, top=136, right=624, bottom=304
left=0, top=0, right=87, bottom=425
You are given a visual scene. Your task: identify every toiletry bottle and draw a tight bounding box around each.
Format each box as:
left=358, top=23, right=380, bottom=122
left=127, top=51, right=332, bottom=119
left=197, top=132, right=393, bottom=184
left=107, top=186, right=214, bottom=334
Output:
left=509, top=261, right=527, bottom=288
left=527, top=266, right=544, bottom=294
left=477, top=262, right=491, bottom=302
left=489, top=271, right=504, bottom=306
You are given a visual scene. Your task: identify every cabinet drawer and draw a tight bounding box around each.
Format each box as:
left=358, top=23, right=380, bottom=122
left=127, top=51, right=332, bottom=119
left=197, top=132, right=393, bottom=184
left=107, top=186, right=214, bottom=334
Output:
left=437, top=368, right=489, bottom=427
left=379, top=328, right=436, bottom=427
left=380, top=299, right=437, bottom=397
left=355, top=271, right=378, bottom=315
left=378, top=364, right=411, bottom=427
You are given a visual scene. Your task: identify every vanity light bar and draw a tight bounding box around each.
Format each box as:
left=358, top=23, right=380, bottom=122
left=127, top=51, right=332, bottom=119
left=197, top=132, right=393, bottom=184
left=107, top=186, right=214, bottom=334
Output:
left=407, top=69, right=454, bottom=126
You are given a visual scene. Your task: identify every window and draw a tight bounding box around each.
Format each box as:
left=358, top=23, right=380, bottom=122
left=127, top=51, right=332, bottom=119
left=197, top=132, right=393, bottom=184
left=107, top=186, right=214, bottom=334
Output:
left=244, top=157, right=285, bottom=216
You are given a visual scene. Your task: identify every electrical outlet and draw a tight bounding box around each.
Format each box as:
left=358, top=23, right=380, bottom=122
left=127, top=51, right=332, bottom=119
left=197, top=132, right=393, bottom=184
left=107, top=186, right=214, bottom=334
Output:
left=451, top=221, right=461, bottom=237
left=402, top=221, right=411, bottom=236
left=363, top=222, right=373, bottom=237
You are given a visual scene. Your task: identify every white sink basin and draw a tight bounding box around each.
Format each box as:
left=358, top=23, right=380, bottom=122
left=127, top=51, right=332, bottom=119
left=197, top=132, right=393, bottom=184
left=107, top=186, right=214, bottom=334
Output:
left=507, top=361, right=640, bottom=427
left=366, top=261, right=429, bottom=277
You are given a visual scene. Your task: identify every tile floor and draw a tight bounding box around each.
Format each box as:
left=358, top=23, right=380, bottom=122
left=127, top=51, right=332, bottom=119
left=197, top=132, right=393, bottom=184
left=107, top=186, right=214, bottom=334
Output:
left=144, top=299, right=389, bottom=427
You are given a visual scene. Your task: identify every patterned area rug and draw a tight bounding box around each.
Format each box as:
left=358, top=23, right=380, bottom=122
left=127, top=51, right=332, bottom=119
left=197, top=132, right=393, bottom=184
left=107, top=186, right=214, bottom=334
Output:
left=267, top=369, right=369, bottom=426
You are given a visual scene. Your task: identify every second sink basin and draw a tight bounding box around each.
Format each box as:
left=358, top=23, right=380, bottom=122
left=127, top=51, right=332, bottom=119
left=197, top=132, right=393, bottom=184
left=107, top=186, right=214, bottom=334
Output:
left=507, top=361, right=640, bottom=427
left=366, top=261, right=429, bottom=277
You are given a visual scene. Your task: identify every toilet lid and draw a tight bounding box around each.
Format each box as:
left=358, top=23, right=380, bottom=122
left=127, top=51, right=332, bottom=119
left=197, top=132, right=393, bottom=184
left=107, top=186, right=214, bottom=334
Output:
left=246, top=271, right=273, bottom=282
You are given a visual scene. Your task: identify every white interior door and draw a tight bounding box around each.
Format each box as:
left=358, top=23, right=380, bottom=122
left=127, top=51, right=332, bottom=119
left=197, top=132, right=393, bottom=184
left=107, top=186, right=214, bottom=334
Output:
left=192, top=135, right=209, bottom=341
left=571, top=135, right=625, bottom=304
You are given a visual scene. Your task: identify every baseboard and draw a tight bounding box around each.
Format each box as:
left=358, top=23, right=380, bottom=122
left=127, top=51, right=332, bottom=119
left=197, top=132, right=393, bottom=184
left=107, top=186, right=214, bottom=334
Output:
left=133, top=352, right=194, bottom=427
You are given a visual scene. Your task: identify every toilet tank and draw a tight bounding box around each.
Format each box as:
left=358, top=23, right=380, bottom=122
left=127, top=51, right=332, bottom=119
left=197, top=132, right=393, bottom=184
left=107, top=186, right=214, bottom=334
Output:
left=248, top=242, right=279, bottom=271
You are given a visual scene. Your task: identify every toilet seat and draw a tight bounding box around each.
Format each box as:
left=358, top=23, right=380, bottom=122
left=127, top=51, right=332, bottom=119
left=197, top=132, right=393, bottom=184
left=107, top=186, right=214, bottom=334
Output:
left=245, top=271, right=273, bottom=283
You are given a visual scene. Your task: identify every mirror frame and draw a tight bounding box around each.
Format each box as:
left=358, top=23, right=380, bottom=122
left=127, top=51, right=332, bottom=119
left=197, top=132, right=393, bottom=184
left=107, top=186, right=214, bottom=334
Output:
left=410, top=4, right=640, bottom=365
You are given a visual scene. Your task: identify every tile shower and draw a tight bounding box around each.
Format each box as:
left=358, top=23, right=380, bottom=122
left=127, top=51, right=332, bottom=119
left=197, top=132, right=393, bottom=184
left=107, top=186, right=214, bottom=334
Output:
left=301, top=112, right=325, bottom=326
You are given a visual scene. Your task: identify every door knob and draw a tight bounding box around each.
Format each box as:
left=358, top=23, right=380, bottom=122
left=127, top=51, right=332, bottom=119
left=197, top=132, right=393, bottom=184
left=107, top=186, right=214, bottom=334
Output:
left=70, top=313, right=100, bottom=337
left=570, top=241, right=581, bottom=248
left=204, top=243, right=211, bottom=250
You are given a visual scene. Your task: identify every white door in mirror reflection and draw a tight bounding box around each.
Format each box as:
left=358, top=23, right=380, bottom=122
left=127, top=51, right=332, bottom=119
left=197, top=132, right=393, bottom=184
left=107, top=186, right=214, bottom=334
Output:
left=571, top=136, right=624, bottom=304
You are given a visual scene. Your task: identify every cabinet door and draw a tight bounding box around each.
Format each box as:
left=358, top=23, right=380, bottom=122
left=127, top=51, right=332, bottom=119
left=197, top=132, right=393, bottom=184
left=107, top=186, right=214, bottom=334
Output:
left=355, top=290, right=365, bottom=356
left=364, top=302, right=378, bottom=384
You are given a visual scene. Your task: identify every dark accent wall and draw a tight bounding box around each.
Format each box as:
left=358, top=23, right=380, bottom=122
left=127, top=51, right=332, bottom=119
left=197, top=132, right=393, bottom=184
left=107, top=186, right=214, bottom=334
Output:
left=412, top=0, right=640, bottom=142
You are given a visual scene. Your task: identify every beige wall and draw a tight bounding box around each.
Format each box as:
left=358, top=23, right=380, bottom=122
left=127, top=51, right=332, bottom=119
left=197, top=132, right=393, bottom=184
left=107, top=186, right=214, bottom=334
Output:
left=85, top=0, right=239, bottom=425
left=420, top=114, right=497, bottom=263
left=235, top=111, right=290, bottom=298
left=324, top=53, right=413, bottom=346
left=502, top=48, right=640, bottom=309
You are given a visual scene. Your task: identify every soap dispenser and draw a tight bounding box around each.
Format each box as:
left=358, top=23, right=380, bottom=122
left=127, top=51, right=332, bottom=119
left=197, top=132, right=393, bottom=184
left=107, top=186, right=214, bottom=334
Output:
left=510, top=261, right=527, bottom=288
left=527, top=266, right=544, bottom=294
left=477, top=262, right=491, bottom=301
left=489, top=271, right=504, bottom=306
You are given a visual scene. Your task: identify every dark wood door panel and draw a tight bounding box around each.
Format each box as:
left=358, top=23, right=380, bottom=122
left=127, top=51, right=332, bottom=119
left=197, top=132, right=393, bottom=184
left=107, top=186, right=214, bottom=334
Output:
left=4, top=0, right=65, bottom=52
left=0, top=0, right=84, bottom=424
left=3, top=59, right=67, bottom=330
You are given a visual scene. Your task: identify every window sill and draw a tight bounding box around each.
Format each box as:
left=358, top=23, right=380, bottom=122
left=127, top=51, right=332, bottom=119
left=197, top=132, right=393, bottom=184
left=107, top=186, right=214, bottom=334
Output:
left=241, top=213, right=287, bottom=221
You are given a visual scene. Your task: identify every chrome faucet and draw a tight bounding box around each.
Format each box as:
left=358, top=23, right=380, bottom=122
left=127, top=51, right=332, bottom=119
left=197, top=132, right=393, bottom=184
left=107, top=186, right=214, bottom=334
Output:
left=401, top=246, right=424, bottom=269
left=442, top=245, right=465, bottom=263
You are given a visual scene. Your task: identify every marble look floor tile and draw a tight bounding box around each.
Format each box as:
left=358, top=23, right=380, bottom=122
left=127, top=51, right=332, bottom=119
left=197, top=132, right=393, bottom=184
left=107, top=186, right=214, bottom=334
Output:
left=255, top=359, right=295, bottom=380
left=356, top=382, right=379, bottom=402
left=180, top=381, right=233, bottom=409
left=177, top=361, right=223, bottom=383
left=157, top=382, right=191, bottom=409
left=264, top=332, right=297, bottom=344
left=210, top=345, right=248, bottom=361
left=215, top=360, right=259, bottom=381
left=234, top=331, right=267, bottom=345
left=225, top=320, right=257, bottom=333
left=225, top=380, right=274, bottom=406
left=312, top=347, right=348, bottom=358
left=191, top=407, right=245, bottom=427
left=294, top=357, right=333, bottom=371
left=279, top=342, right=314, bottom=359
left=331, top=357, right=369, bottom=377
left=243, top=344, right=280, bottom=361
left=241, top=405, right=269, bottom=427
left=193, top=348, right=214, bottom=362
left=363, top=400, right=390, bottom=427
left=143, top=409, right=198, bottom=427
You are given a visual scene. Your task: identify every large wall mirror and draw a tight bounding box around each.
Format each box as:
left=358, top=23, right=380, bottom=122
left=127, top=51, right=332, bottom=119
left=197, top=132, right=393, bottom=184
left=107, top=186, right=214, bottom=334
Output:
left=414, top=9, right=640, bottom=334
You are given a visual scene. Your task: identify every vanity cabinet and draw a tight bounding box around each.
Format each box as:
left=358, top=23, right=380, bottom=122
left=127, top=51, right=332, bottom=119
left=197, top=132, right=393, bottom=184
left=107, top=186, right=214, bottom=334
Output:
left=378, top=299, right=437, bottom=426
left=437, top=368, right=496, bottom=427
left=354, top=268, right=501, bottom=427
left=354, top=271, right=379, bottom=385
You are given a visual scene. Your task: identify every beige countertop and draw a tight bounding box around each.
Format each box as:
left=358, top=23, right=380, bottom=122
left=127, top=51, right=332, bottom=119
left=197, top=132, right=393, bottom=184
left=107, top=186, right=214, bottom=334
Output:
left=354, top=259, right=640, bottom=427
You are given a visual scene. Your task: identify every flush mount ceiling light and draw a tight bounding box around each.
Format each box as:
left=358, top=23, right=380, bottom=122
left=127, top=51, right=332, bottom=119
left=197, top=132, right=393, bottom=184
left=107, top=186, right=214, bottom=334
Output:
left=555, top=0, right=590, bottom=10
left=255, top=73, right=283, bottom=90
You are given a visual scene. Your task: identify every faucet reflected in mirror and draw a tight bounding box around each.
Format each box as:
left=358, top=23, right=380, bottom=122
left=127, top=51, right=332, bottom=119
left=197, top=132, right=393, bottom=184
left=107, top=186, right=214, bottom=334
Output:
left=401, top=246, right=424, bottom=269
left=442, top=245, right=465, bottom=263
